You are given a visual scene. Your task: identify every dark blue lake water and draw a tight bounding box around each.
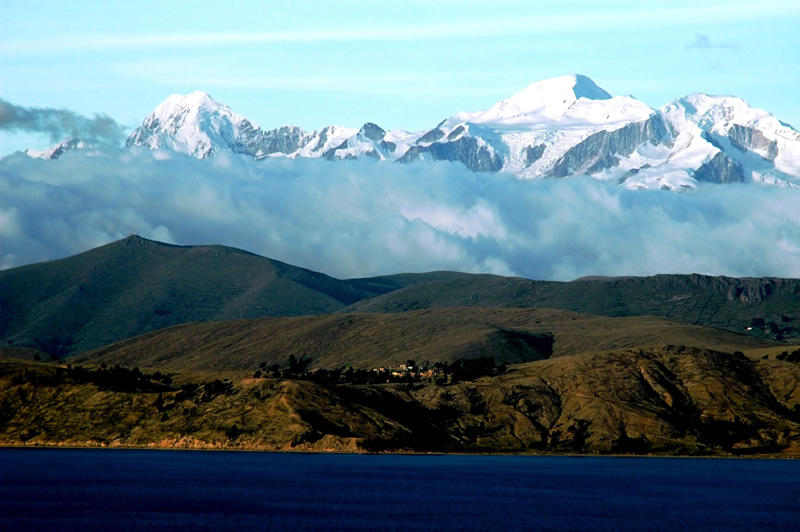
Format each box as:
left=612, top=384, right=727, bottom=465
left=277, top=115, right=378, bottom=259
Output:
left=1, top=448, right=799, bottom=531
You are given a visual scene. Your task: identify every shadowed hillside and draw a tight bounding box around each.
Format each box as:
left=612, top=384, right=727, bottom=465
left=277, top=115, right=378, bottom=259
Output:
left=0, top=235, right=391, bottom=357
left=343, top=274, right=800, bottom=341
left=71, top=307, right=777, bottom=372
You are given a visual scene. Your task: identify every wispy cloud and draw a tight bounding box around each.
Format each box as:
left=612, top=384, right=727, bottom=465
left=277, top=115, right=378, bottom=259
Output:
left=687, top=33, right=737, bottom=50
left=0, top=99, right=128, bottom=144
left=1, top=148, right=799, bottom=280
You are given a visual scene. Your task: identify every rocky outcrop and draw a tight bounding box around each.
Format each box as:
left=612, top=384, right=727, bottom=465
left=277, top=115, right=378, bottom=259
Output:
left=397, top=136, right=503, bottom=172
left=416, top=128, right=445, bottom=144
left=379, top=140, right=396, bottom=153
left=727, top=124, right=779, bottom=161
left=523, top=144, right=546, bottom=167
left=358, top=122, right=386, bottom=142
left=246, top=125, right=309, bottom=159
left=551, top=114, right=672, bottom=177
left=694, top=151, right=746, bottom=184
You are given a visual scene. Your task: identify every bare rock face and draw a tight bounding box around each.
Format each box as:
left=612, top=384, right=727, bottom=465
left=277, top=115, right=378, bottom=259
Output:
left=523, top=144, right=546, bottom=167
left=398, top=135, right=504, bottom=173
left=358, top=122, right=386, bottom=142
left=694, top=151, right=746, bottom=184
left=728, top=124, right=779, bottom=161
left=551, top=115, right=672, bottom=177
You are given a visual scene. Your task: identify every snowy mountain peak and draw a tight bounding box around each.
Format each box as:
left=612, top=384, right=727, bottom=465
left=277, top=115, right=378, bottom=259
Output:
left=162, top=89, right=217, bottom=106
left=126, top=91, right=260, bottom=158
left=445, top=74, right=652, bottom=129
left=514, top=74, right=613, bottom=104
left=149, top=90, right=249, bottom=130
left=665, top=93, right=772, bottom=129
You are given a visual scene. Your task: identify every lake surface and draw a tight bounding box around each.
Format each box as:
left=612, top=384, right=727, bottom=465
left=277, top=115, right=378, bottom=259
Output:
left=1, top=448, right=799, bottom=531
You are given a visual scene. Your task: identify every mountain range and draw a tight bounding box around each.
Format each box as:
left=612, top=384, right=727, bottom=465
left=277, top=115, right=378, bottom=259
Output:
left=25, top=75, right=800, bottom=190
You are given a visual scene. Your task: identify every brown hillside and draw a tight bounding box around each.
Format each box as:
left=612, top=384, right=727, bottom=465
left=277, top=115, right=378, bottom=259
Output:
left=72, top=307, right=777, bottom=372
left=343, top=274, right=800, bottom=341
left=4, top=346, right=800, bottom=455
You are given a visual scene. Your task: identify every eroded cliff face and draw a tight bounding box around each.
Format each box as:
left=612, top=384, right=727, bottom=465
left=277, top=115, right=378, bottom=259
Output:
left=4, top=345, right=800, bottom=456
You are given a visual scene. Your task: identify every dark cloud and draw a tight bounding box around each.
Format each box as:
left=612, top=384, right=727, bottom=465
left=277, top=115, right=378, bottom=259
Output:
left=1, top=148, right=799, bottom=281
left=0, top=98, right=127, bottom=144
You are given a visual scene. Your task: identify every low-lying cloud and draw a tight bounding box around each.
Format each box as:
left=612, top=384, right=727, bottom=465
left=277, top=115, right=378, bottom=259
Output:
left=1, top=147, right=799, bottom=281
left=0, top=99, right=127, bottom=145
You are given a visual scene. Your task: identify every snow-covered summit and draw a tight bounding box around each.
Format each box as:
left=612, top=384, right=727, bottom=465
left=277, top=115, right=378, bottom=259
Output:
left=126, top=91, right=262, bottom=158
left=445, top=74, right=653, bottom=129
left=663, top=94, right=772, bottom=131
left=151, top=91, right=249, bottom=134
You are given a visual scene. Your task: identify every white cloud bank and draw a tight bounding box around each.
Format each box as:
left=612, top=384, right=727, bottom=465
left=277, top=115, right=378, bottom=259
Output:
left=1, top=148, right=799, bottom=281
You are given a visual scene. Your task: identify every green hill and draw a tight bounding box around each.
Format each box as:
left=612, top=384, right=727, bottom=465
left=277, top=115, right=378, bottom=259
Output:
left=0, top=235, right=387, bottom=356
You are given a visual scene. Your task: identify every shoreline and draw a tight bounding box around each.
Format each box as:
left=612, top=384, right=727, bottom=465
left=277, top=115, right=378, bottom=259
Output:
left=2, top=441, right=798, bottom=460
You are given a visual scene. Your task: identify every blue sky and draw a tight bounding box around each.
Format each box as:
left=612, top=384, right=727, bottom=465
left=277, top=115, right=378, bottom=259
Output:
left=2, top=0, right=800, bottom=155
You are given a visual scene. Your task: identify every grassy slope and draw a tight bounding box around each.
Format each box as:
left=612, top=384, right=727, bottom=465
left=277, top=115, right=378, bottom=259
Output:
left=71, top=307, right=778, bottom=372
left=343, top=274, right=800, bottom=340
left=0, top=235, right=387, bottom=356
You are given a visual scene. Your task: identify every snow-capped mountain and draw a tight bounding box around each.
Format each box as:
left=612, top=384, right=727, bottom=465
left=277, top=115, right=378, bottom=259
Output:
left=83, top=76, right=800, bottom=189
left=25, top=137, right=96, bottom=160
left=550, top=92, right=800, bottom=189
left=444, top=74, right=652, bottom=129
left=124, top=91, right=309, bottom=159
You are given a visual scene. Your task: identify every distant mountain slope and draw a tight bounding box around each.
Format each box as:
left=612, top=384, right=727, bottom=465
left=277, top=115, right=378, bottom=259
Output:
left=71, top=307, right=776, bottom=372
left=0, top=235, right=388, bottom=356
left=345, top=271, right=498, bottom=294
left=73, top=308, right=555, bottom=372
left=343, top=274, right=800, bottom=340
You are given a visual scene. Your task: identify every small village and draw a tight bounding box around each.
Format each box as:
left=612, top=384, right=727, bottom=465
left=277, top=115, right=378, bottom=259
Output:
left=252, top=356, right=503, bottom=385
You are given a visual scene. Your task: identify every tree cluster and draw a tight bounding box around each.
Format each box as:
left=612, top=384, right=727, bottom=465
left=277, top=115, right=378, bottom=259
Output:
left=67, top=364, right=173, bottom=393
left=776, top=349, right=800, bottom=363
left=442, top=356, right=508, bottom=383
left=750, top=317, right=796, bottom=341
left=173, top=379, right=235, bottom=403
